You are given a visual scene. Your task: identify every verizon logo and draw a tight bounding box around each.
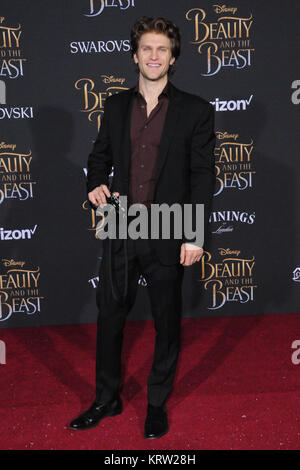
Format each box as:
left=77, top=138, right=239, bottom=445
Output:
left=0, top=224, right=37, bottom=240
left=210, top=95, right=253, bottom=111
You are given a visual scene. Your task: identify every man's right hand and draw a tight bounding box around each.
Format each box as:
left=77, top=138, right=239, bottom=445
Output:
left=88, top=184, right=111, bottom=208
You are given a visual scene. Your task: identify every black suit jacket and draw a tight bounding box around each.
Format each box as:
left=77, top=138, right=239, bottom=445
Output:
left=87, top=81, right=216, bottom=265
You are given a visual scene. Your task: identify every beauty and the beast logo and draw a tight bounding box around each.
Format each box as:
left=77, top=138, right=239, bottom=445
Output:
left=82, top=167, right=110, bottom=236
left=0, top=17, right=26, bottom=79
left=84, top=0, right=136, bottom=17
left=199, top=248, right=257, bottom=310
left=82, top=198, right=105, bottom=237
left=0, top=259, right=44, bottom=322
left=186, top=5, right=254, bottom=76
left=0, top=142, right=36, bottom=204
left=214, top=131, right=255, bottom=196
left=75, top=74, right=129, bottom=131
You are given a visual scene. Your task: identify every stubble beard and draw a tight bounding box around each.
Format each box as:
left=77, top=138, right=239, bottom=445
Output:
left=139, top=64, right=169, bottom=82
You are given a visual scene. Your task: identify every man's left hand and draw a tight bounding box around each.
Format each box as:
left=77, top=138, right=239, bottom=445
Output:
left=180, top=243, right=204, bottom=266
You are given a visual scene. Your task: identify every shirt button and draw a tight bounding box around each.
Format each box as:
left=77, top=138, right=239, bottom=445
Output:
left=139, top=184, right=143, bottom=189
left=141, top=105, right=145, bottom=109
left=144, top=125, right=148, bottom=128
left=142, top=144, right=146, bottom=148
left=140, top=164, right=144, bottom=168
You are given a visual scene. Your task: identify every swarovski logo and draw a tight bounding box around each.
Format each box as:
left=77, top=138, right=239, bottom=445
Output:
left=70, top=40, right=130, bottom=54
left=0, top=106, right=34, bottom=119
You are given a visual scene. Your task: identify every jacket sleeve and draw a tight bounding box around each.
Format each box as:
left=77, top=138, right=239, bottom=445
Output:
left=183, top=102, right=216, bottom=248
left=86, top=99, right=113, bottom=195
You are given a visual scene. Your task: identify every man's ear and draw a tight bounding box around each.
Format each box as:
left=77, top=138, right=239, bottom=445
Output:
left=133, top=53, right=138, bottom=64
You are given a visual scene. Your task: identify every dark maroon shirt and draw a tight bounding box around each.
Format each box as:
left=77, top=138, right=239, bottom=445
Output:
left=129, top=82, right=169, bottom=208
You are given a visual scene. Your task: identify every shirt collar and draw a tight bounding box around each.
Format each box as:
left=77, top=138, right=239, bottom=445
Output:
left=134, top=81, right=170, bottom=99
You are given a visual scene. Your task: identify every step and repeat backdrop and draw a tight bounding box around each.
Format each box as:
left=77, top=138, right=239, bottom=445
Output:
left=0, top=0, right=299, bottom=328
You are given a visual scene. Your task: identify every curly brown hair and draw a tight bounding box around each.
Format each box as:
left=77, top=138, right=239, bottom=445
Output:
left=130, top=16, right=181, bottom=76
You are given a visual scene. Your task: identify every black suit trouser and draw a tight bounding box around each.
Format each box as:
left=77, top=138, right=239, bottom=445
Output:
left=95, top=235, right=184, bottom=407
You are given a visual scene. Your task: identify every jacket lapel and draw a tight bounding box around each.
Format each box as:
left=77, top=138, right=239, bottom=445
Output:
left=154, top=82, right=182, bottom=187
left=121, top=81, right=183, bottom=193
left=120, top=87, right=135, bottom=187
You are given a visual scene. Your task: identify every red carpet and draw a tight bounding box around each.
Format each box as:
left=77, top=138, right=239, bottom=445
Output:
left=1, top=313, right=300, bottom=450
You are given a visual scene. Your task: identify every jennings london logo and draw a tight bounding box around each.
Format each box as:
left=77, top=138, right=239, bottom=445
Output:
left=185, top=5, right=254, bottom=76
left=210, top=209, right=255, bottom=234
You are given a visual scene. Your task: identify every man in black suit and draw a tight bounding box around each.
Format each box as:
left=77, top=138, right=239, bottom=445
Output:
left=70, top=16, right=215, bottom=439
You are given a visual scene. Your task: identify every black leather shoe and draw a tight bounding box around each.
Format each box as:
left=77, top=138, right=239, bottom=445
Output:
left=144, top=404, right=169, bottom=439
left=69, top=397, right=122, bottom=431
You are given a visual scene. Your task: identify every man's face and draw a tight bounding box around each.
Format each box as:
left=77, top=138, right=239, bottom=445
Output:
left=133, top=32, right=175, bottom=82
